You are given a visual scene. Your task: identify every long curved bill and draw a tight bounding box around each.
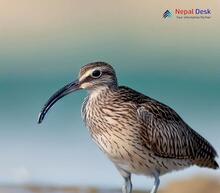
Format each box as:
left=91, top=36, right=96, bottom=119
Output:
left=38, top=79, right=80, bottom=124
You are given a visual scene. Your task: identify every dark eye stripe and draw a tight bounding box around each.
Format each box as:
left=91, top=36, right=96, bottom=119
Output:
left=102, top=70, right=114, bottom=76
left=81, top=75, right=94, bottom=84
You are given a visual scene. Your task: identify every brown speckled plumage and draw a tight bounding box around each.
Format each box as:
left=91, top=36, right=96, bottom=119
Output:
left=38, top=61, right=218, bottom=193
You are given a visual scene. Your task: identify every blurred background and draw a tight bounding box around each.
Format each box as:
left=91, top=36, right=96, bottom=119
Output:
left=0, top=0, right=219, bottom=192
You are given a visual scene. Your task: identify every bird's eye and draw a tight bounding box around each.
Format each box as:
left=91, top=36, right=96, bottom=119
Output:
left=91, top=70, right=102, bottom=78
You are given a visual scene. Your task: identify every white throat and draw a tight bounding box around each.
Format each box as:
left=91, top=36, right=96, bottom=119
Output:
left=88, top=86, right=109, bottom=100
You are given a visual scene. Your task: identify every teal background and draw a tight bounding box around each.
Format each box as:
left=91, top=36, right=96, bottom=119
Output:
left=0, top=0, right=219, bottom=189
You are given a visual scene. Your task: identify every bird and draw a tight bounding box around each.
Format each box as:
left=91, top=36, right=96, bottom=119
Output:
left=38, top=61, right=218, bottom=193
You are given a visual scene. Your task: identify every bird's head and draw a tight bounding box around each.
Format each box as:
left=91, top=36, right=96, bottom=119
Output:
left=38, top=61, right=117, bottom=123
left=79, top=61, right=117, bottom=90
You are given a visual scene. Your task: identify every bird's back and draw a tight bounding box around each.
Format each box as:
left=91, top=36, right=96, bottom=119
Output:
left=117, top=86, right=218, bottom=169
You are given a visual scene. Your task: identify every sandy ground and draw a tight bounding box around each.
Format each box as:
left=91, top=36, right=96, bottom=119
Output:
left=0, top=176, right=219, bottom=193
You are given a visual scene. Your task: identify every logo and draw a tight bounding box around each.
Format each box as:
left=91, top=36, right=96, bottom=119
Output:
left=162, top=8, right=211, bottom=19
left=163, top=10, right=172, bottom=18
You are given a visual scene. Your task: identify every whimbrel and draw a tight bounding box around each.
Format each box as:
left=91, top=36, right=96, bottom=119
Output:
left=38, top=62, right=218, bottom=193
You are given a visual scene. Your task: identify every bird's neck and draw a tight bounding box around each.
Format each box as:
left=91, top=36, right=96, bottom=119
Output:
left=88, top=85, right=117, bottom=100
